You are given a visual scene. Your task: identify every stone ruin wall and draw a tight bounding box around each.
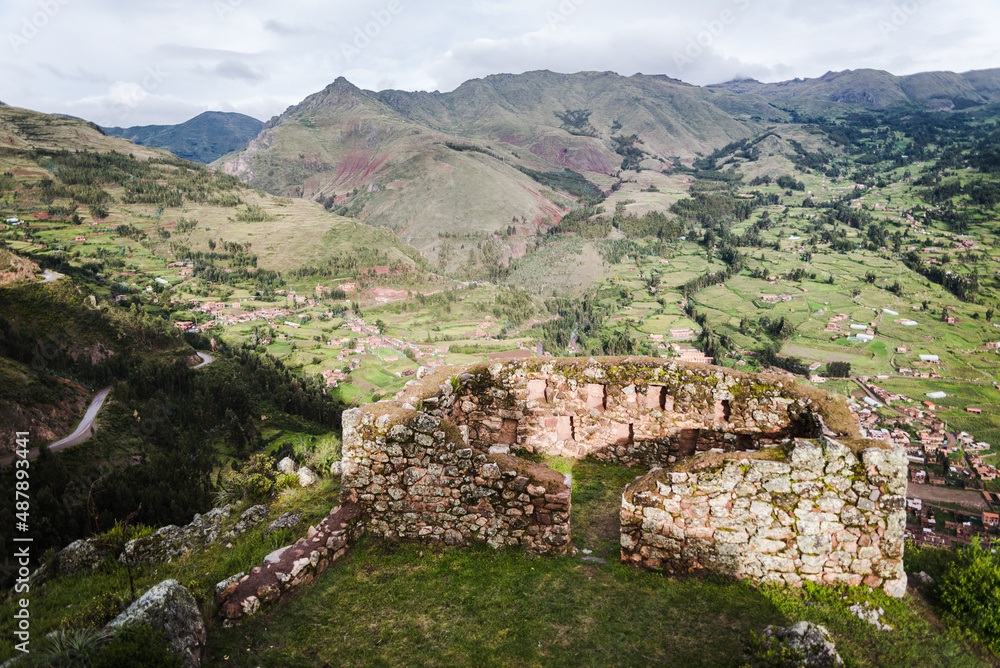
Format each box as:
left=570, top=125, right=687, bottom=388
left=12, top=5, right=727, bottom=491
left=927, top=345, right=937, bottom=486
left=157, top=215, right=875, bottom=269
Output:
left=621, top=438, right=909, bottom=598
left=406, top=358, right=830, bottom=468
left=341, top=357, right=907, bottom=595
left=341, top=407, right=572, bottom=554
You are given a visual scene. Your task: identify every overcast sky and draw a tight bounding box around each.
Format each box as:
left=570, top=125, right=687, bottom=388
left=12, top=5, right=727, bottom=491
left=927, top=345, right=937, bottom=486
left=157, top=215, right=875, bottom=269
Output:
left=2, top=0, right=999, bottom=127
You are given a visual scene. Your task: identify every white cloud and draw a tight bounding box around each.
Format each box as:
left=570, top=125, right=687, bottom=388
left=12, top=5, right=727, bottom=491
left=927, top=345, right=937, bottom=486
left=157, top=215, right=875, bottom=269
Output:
left=0, top=0, right=996, bottom=125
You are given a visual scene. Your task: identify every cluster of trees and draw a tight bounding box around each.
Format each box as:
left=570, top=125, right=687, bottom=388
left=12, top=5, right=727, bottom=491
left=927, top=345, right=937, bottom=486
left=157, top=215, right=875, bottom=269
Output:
left=516, top=166, right=604, bottom=205
left=611, top=134, right=646, bottom=171
left=671, top=191, right=756, bottom=227
left=539, top=289, right=620, bottom=354
left=906, top=539, right=1000, bottom=656
left=903, top=250, right=980, bottom=301
left=775, top=175, right=805, bottom=191
left=0, top=286, right=344, bottom=577
left=613, top=210, right=684, bottom=241
left=554, top=109, right=597, bottom=137
left=492, top=287, right=534, bottom=327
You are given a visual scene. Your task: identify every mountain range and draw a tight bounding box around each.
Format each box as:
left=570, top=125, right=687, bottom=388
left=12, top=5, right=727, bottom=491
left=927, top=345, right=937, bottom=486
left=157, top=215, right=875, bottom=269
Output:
left=201, top=67, right=1000, bottom=259
left=25, top=66, right=996, bottom=265
left=103, top=110, right=262, bottom=163
left=711, top=67, right=1000, bottom=111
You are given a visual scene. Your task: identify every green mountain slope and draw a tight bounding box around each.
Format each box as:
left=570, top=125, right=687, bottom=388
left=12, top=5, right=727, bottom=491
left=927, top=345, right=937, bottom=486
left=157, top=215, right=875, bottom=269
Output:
left=711, top=68, right=1000, bottom=111
left=103, top=111, right=263, bottom=163
left=0, top=104, right=426, bottom=272
left=213, top=71, right=789, bottom=257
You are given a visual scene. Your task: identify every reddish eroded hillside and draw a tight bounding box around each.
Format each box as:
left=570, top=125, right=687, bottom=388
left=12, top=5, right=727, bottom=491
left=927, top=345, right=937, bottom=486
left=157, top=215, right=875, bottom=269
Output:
left=331, top=150, right=392, bottom=189
left=0, top=249, right=39, bottom=287
left=528, top=136, right=616, bottom=174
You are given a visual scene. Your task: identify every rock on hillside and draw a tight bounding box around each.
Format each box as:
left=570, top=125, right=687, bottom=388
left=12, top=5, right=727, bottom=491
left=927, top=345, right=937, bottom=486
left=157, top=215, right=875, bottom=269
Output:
left=122, top=504, right=268, bottom=564
left=107, top=579, right=207, bottom=667
left=749, top=622, right=844, bottom=667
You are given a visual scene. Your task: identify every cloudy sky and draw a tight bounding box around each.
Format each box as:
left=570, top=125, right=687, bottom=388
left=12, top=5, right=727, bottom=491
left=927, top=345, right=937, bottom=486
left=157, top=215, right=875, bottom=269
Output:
left=2, top=0, right=998, bottom=127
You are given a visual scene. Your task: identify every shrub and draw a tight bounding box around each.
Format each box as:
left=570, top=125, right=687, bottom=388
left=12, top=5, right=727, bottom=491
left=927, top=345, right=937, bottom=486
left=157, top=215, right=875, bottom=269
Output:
left=308, top=434, right=342, bottom=472
left=61, top=590, right=129, bottom=629
left=275, top=472, right=299, bottom=492
left=936, top=539, right=1000, bottom=654
left=234, top=453, right=278, bottom=502
left=26, top=627, right=112, bottom=667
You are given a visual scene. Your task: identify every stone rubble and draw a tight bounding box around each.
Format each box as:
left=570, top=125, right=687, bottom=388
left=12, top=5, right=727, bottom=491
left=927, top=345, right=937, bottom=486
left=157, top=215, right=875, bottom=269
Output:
left=755, top=621, right=844, bottom=667
left=847, top=601, right=894, bottom=631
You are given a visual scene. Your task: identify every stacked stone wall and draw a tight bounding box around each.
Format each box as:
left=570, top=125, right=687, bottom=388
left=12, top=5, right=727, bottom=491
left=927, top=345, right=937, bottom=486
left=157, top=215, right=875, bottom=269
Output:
left=341, top=407, right=571, bottom=554
left=620, top=438, right=908, bottom=597
left=400, top=358, right=832, bottom=470
left=339, top=357, right=907, bottom=597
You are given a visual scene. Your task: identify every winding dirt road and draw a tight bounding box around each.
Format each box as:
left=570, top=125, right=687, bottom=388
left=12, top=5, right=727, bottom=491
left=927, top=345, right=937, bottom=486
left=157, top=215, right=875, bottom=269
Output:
left=1, top=351, right=216, bottom=466
left=193, top=351, right=214, bottom=369
left=1, top=386, right=111, bottom=465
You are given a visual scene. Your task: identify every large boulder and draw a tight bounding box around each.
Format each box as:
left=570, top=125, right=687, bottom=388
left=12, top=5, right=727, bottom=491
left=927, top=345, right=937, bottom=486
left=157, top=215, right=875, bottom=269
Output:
left=107, top=579, right=206, bottom=667
left=751, top=622, right=843, bottom=668
left=55, top=538, right=106, bottom=576
left=277, top=457, right=297, bottom=475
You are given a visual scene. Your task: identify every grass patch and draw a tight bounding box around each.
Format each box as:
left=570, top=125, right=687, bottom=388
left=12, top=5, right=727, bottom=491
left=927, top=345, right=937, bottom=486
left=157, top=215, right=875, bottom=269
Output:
left=201, top=461, right=992, bottom=667
left=0, top=478, right=341, bottom=661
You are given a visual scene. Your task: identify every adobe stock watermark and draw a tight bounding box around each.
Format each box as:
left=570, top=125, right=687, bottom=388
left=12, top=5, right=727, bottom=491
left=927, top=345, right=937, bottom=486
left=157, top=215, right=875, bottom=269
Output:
left=340, top=0, right=404, bottom=64
left=878, top=0, right=926, bottom=39
left=111, top=66, right=169, bottom=124
left=7, top=0, right=72, bottom=55
left=673, top=0, right=752, bottom=73
left=213, top=0, right=243, bottom=20
left=547, top=0, right=586, bottom=29
left=12, top=432, right=32, bottom=655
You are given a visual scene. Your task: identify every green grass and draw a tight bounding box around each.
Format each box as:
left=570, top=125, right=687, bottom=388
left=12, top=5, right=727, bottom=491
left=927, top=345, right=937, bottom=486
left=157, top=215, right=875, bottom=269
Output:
left=203, top=461, right=993, bottom=668
left=0, top=478, right=341, bottom=662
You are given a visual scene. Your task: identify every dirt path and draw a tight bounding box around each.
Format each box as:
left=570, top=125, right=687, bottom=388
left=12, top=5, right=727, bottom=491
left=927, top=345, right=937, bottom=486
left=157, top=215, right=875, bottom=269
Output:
left=0, top=351, right=216, bottom=466
left=1, top=386, right=111, bottom=466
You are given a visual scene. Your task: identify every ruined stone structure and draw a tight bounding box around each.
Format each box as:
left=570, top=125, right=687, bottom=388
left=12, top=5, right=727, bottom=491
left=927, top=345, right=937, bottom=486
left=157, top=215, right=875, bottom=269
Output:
left=339, top=357, right=908, bottom=597
left=621, top=439, right=908, bottom=598
left=341, top=407, right=572, bottom=554
left=218, top=504, right=362, bottom=622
